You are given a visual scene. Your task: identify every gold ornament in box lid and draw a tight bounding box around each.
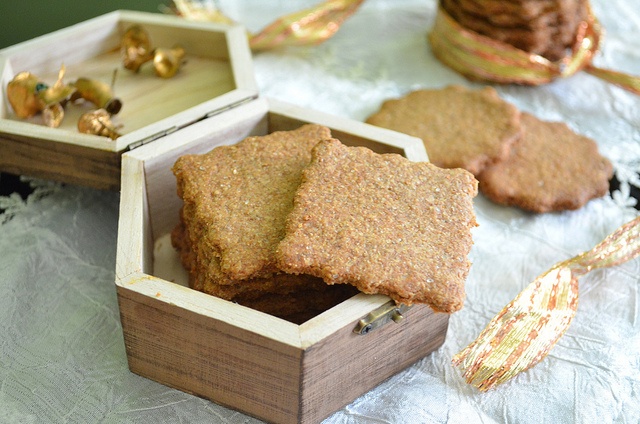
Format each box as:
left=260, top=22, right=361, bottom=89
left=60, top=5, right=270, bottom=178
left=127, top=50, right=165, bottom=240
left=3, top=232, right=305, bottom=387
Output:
left=0, top=10, right=258, bottom=190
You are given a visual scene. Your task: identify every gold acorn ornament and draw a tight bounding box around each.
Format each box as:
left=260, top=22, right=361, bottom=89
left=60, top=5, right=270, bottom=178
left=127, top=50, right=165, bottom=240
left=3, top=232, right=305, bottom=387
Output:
left=6, top=65, right=76, bottom=127
left=77, top=108, right=122, bottom=140
left=72, top=70, right=123, bottom=139
left=41, top=103, right=66, bottom=128
left=152, top=45, right=186, bottom=78
left=121, top=24, right=186, bottom=78
left=121, top=25, right=154, bottom=72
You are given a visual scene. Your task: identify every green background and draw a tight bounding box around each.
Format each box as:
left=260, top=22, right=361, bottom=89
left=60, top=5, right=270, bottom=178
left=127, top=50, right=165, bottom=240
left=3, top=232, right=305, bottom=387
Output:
left=0, top=1, right=165, bottom=49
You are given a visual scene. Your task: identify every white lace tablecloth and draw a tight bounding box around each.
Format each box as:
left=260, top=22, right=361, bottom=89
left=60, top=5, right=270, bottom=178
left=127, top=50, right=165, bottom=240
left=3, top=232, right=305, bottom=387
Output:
left=1, top=1, right=639, bottom=422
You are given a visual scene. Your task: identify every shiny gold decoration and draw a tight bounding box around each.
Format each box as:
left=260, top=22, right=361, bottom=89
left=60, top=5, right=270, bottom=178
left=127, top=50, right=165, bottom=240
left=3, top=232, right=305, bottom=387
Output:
left=169, top=0, right=236, bottom=25
left=249, top=0, right=365, bottom=50
left=38, top=65, right=77, bottom=106
left=152, top=46, right=186, bottom=78
left=121, top=24, right=186, bottom=78
left=77, top=108, right=122, bottom=140
left=7, top=72, right=45, bottom=119
left=453, top=215, right=640, bottom=391
left=70, top=74, right=122, bottom=115
left=121, top=25, right=154, bottom=72
left=428, top=4, right=640, bottom=95
left=7, top=65, right=75, bottom=126
left=169, top=0, right=365, bottom=51
left=41, top=103, right=65, bottom=128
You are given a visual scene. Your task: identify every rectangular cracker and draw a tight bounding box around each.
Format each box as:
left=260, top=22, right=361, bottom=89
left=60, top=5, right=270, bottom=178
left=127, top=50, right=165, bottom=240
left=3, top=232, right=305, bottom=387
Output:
left=276, top=139, right=478, bottom=313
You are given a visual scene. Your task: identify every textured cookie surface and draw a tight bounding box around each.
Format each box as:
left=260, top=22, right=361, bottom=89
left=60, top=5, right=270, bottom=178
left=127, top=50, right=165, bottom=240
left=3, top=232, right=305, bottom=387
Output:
left=172, top=124, right=331, bottom=282
left=478, top=113, right=613, bottom=213
left=366, top=85, right=522, bottom=176
left=171, top=217, right=355, bottom=324
left=276, top=139, right=478, bottom=313
left=171, top=218, right=329, bottom=298
left=171, top=125, right=357, bottom=323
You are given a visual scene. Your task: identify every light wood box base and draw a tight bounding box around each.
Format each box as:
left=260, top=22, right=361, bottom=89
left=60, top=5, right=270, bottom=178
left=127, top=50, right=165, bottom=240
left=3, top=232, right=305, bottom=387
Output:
left=116, top=96, right=448, bottom=424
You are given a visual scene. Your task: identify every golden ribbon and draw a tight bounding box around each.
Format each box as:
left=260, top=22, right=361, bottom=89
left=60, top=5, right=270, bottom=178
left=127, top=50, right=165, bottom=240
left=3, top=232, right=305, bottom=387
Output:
left=170, top=0, right=365, bottom=51
left=428, top=4, right=640, bottom=95
left=453, top=215, right=640, bottom=391
left=172, top=1, right=639, bottom=94
left=249, top=0, right=365, bottom=51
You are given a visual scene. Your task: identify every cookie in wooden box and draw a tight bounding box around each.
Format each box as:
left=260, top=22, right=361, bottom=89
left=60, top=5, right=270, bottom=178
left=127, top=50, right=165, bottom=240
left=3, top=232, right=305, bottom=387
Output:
left=116, top=97, right=451, bottom=424
left=171, top=124, right=357, bottom=321
left=277, top=138, right=478, bottom=313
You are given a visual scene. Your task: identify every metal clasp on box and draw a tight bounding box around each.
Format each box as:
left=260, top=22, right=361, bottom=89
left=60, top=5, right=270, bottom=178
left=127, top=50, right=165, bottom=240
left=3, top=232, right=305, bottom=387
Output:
left=353, top=300, right=411, bottom=335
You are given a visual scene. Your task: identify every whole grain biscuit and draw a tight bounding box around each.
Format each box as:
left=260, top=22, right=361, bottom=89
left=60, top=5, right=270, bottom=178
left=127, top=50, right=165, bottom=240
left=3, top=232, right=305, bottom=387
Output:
left=170, top=217, right=202, bottom=289
left=172, top=124, right=332, bottom=281
left=276, top=139, right=478, bottom=313
left=455, top=0, right=559, bottom=28
left=478, top=113, right=613, bottom=213
left=463, top=0, right=557, bottom=18
left=444, top=0, right=558, bottom=31
left=556, top=0, right=588, bottom=47
left=171, top=195, right=355, bottom=324
left=366, top=85, right=522, bottom=176
left=443, top=0, right=554, bottom=57
left=171, top=218, right=329, bottom=299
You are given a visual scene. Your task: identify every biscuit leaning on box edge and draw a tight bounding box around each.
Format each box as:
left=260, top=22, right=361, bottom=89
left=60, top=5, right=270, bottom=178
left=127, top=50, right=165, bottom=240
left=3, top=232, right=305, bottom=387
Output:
left=172, top=217, right=327, bottom=298
left=170, top=124, right=357, bottom=322
left=172, top=124, right=332, bottom=283
left=277, top=138, right=479, bottom=313
left=171, top=214, right=355, bottom=323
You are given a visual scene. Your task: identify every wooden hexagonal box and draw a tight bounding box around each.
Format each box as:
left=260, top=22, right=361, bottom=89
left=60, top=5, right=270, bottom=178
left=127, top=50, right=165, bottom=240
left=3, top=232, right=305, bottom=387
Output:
left=115, top=96, right=449, bottom=424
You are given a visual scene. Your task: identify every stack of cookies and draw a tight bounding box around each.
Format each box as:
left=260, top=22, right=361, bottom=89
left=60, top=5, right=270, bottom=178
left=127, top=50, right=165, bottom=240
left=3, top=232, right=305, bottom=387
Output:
left=366, top=85, right=613, bottom=213
left=172, top=124, right=479, bottom=322
left=440, top=0, right=589, bottom=61
left=172, top=125, right=357, bottom=324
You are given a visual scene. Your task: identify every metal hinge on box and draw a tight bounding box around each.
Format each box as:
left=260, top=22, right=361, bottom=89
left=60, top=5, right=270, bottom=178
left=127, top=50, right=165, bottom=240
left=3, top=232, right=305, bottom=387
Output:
left=353, top=300, right=411, bottom=335
left=126, top=95, right=259, bottom=151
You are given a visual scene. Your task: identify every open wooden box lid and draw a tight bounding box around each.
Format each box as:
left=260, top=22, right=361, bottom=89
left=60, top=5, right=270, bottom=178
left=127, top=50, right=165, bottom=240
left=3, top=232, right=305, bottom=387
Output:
left=0, top=10, right=257, bottom=190
left=116, top=96, right=449, bottom=423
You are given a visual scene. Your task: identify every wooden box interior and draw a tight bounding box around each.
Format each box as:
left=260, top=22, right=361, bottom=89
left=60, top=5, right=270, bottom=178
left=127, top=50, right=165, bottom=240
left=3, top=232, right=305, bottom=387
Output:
left=115, top=97, right=448, bottom=424
left=0, top=10, right=257, bottom=189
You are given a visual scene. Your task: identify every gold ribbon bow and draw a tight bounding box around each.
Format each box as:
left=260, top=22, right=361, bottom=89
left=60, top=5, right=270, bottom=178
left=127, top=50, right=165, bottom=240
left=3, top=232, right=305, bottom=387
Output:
left=453, top=215, right=640, bottom=391
left=170, top=0, right=365, bottom=51
left=428, top=4, right=640, bottom=95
